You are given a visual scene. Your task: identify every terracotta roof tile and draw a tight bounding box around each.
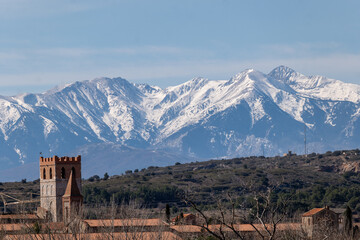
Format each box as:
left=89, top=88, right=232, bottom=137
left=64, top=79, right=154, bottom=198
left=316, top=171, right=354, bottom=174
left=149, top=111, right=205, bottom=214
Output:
left=0, top=224, right=23, bottom=231
left=84, top=218, right=165, bottom=227
left=0, top=214, right=38, bottom=219
left=3, top=232, right=182, bottom=240
left=170, top=223, right=301, bottom=233
left=170, top=225, right=202, bottom=232
left=171, top=213, right=195, bottom=222
left=302, top=208, right=325, bottom=217
left=0, top=222, right=64, bottom=232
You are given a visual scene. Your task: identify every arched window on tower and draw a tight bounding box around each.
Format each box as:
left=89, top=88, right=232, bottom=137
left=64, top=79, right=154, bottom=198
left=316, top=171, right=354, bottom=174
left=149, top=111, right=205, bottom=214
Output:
left=49, top=168, right=53, bottom=179
left=43, top=168, right=46, bottom=179
left=61, top=167, right=65, bottom=179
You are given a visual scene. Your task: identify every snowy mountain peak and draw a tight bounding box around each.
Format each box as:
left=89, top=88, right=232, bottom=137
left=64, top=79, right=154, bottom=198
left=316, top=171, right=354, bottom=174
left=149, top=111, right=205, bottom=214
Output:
left=2, top=66, right=360, bottom=180
left=227, top=69, right=266, bottom=86
left=168, top=77, right=208, bottom=95
left=183, top=77, right=208, bottom=87
left=268, top=65, right=303, bottom=84
left=136, top=83, right=162, bottom=94
left=270, top=65, right=296, bottom=74
left=267, top=66, right=360, bottom=103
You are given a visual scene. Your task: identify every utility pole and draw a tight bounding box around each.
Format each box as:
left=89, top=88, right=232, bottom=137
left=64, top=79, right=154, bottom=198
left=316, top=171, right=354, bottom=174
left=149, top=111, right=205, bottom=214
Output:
left=304, top=124, right=307, bottom=156
left=262, top=144, right=265, bottom=157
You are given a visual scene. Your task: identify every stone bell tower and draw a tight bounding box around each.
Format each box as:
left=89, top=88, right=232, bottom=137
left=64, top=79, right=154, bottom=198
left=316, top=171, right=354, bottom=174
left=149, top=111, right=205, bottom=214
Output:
left=39, top=155, right=82, bottom=222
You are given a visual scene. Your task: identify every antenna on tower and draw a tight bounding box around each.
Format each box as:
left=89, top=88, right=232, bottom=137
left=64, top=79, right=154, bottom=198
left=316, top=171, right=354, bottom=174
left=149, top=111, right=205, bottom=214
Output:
left=304, top=124, right=307, bottom=157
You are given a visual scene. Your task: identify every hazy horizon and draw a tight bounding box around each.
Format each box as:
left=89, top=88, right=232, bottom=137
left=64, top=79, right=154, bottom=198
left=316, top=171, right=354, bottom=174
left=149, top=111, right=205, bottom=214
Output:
left=0, top=0, right=359, bottom=95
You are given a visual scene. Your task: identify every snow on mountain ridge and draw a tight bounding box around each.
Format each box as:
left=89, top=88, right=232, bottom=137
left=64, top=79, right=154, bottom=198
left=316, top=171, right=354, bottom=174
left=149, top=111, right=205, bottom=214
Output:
left=9, top=67, right=357, bottom=139
left=1, top=66, right=360, bottom=172
left=268, top=65, right=301, bottom=83
left=269, top=66, right=360, bottom=103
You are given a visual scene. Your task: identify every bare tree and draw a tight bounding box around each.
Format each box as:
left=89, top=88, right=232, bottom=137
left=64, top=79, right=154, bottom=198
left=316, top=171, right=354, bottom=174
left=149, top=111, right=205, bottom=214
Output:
left=184, top=194, right=247, bottom=240
left=248, top=185, right=292, bottom=240
left=183, top=181, right=293, bottom=240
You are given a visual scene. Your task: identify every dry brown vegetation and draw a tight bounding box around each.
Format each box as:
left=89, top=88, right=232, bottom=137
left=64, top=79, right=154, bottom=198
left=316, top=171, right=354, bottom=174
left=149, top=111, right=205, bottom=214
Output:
left=2, top=149, right=360, bottom=239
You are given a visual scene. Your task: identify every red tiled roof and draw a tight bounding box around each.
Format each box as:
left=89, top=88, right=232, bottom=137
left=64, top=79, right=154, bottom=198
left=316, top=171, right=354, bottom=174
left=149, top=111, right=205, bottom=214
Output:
left=84, top=218, right=165, bottom=227
left=0, top=224, right=23, bottom=231
left=171, top=213, right=195, bottom=222
left=3, top=232, right=182, bottom=240
left=170, top=223, right=301, bottom=233
left=0, top=214, right=38, bottom=219
left=0, top=222, right=64, bottom=232
left=170, top=225, right=202, bottom=232
left=302, top=208, right=325, bottom=217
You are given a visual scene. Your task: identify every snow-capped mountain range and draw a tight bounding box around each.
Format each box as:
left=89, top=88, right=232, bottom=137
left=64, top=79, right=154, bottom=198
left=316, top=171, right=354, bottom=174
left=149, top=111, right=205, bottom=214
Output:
left=1, top=66, right=360, bottom=180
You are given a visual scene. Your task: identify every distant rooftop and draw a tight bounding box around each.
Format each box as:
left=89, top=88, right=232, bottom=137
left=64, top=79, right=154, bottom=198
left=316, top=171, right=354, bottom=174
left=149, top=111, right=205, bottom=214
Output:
left=302, top=208, right=326, bottom=217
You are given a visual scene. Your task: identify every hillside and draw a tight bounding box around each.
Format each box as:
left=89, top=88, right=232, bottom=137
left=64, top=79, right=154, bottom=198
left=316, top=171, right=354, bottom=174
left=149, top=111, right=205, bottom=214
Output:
left=2, top=149, right=360, bottom=216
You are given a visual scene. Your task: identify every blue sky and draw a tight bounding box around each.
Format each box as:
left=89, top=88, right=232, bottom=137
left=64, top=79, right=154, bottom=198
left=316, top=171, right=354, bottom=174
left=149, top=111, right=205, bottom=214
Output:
left=0, top=0, right=359, bottom=95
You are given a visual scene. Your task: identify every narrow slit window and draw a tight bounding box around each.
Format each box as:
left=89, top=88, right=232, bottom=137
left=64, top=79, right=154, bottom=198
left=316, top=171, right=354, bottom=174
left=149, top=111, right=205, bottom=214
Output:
left=71, top=167, right=76, bottom=178
left=61, top=167, right=66, bottom=179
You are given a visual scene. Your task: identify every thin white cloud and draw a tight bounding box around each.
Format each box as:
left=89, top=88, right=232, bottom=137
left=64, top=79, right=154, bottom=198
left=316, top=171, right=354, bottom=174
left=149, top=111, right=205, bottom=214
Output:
left=259, top=42, right=342, bottom=57
left=0, top=52, right=26, bottom=61
left=0, top=46, right=210, bottom=60
left=0, top=53, right=359, bottom=92
left=111, top=46, right=207, bottom=55
left=125, top=53, right=360, bottom=85
left=32, top=48, right=98, bottom=58
left=0, top=0, right=105, bottom=19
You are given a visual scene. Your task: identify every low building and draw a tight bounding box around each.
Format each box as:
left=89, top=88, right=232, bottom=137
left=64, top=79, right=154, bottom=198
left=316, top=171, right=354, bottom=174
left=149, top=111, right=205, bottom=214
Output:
left=0, top=222, right=64, bottom=235
left=302, top=206, right=339, bottom=238
left=0, top=214, right=39, bottom=224
left=171, top=213, right=196, bottom=225
left=3, top=231, right=182, bottom=240
left=170, top=223, right=301, bottom=239
left=83, top=218, right=167, bottom=233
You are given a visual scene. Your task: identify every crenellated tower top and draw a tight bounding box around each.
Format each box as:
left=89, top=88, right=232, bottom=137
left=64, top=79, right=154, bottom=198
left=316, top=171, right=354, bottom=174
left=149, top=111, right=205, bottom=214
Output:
left=40, top=155, right=81, bottom=165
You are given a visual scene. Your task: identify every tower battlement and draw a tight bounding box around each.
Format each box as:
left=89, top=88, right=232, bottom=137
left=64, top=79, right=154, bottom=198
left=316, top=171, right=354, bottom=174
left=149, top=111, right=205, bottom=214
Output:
left=40, top=155, right=81, bottom=165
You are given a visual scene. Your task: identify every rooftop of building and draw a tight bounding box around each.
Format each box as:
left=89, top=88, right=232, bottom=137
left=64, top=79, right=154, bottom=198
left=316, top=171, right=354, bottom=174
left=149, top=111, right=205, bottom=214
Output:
left=171, top=213, right=195, bottom=222
left=84, top=218, right=165, bottom=227
left=0, top=214, right=38, bottom=220
left=170, top=223, right=301, bottom=233
left=2, top=232, right=182, bottom=240
left=0, top=222, right=64, bottom=232
left=331, top=208, right=346, bottom=215
left=302, top=208, right=326, bottom=217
